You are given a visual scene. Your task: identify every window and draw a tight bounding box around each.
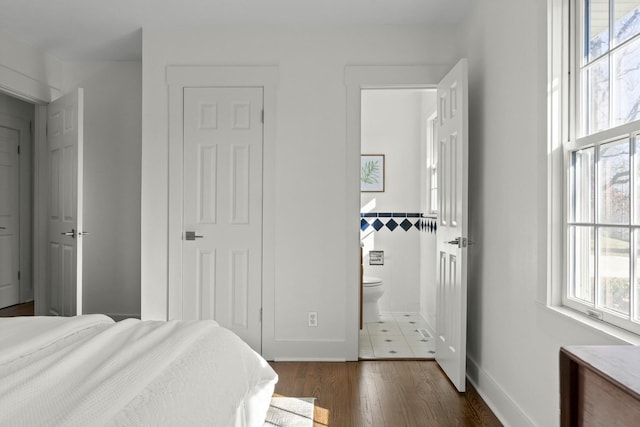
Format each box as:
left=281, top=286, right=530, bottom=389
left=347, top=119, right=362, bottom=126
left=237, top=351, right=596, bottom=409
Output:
left=426, top=112, right=438, bottom=214
left=564, top=0, right=640, bottom=334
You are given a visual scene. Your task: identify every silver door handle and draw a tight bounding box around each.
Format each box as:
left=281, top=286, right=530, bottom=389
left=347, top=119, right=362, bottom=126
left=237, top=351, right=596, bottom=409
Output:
left=446, top=237, right=473, bottom=248
left=61, top=229, right=76, bottom=238
left=185, top=231, right=204, bottom=241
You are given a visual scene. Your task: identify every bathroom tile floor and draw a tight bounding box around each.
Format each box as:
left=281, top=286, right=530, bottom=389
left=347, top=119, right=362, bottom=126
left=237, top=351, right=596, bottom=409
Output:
left=359, top=312, right=436, bottom=359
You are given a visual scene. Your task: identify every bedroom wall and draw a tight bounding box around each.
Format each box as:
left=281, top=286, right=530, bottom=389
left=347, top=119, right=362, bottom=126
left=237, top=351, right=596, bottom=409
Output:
left=0, top=29, right=62, bottom=103
left=62, top=61, right=142, bottom=319
left=459, top=1, right=633, bottom=426
left=141, top=24, right=459, bottom=359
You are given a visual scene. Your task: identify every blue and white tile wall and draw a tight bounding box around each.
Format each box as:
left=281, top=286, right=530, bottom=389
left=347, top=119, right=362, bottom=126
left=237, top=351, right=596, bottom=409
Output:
left=360, top=213, right=437, bottom=233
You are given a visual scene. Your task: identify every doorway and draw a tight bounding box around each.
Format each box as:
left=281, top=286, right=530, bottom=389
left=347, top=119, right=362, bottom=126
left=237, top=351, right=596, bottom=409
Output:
left=0, top=92, right=34, bottom=310
left=166, top=65, right=278, bottom=357
left=346, top=61, right=469, bottom=392
left=358, top=88, right=438, bottom=359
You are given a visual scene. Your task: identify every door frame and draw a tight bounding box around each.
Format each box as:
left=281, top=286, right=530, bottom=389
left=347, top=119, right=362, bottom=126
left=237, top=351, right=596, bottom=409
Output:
left=344, top=65, right=451, bottom=360
left=166, top=65, right=278, bottom=358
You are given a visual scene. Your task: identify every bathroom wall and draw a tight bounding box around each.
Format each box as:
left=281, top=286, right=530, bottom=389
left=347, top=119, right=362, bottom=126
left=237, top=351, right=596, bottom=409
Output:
left=360, top=88, right=436, bottom=313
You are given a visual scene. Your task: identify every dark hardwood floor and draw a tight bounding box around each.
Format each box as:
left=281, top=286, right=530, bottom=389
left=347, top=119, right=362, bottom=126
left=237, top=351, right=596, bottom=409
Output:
left=0, top=301, right=34, bottom=317
left=270, top=361, right=502, bottom=427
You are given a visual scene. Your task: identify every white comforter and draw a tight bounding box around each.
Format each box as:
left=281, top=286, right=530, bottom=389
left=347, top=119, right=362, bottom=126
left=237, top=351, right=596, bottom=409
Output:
left=0, top=315, right=277, bottom=427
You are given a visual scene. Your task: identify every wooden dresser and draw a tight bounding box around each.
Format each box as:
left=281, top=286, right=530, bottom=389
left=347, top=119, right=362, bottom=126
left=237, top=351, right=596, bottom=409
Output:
left=560, top=345, right=640, bottom=427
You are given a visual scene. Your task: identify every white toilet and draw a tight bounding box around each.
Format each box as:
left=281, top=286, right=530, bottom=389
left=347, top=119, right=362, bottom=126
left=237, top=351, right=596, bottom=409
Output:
left=362, top=276, right=384, bottom=323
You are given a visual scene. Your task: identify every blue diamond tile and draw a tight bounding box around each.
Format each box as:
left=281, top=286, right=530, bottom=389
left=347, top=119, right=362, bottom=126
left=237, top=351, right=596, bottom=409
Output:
left=400, top=219, right=412, bottom=231
left=414, top=219, right=422, bottom=230
left=386, top=219, right=398, bottom=231
left=360, top=218, right=370, bottom=231
left=372, top=219, right=384, bottom=231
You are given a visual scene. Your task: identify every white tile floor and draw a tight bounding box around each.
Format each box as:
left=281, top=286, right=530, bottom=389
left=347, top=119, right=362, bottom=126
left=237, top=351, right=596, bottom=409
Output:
left=359, top=312, right=436, bottom=359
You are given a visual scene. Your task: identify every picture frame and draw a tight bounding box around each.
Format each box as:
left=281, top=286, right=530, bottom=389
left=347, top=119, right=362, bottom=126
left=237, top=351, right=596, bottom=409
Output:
left=360, top=154, right=385, bottom=192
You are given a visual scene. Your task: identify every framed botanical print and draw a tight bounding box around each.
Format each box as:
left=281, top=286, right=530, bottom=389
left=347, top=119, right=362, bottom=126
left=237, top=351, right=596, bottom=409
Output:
left=360, top=154, right=385, bottom=192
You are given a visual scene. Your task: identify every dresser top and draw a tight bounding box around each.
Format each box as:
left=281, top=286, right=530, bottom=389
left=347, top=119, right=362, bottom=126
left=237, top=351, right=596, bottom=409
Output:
left=561, top=345, right=640, bottom=399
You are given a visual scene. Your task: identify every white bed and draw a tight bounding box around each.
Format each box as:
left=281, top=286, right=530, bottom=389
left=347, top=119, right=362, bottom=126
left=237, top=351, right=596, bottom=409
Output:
left=0, top=314, right=278, bottom=427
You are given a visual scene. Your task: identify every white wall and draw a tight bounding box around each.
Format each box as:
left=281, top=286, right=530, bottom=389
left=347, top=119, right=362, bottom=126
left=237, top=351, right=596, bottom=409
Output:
left=0, top=92, right=33, bottom=118
left=0, top=30, right=61, bottom=103
left=360, top=89, right=435, bottom=313
left=142, top=24, right=459, bottom=359
left=459, top=2, right=631, bottom=426
left=62, top=61, right=142, bottom=319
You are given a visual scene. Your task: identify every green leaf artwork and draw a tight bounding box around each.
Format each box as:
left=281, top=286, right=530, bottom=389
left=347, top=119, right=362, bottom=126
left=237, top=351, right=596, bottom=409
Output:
left=361, top=160, right=380, bottom=184
left=361, top=155, right=384, bottom=192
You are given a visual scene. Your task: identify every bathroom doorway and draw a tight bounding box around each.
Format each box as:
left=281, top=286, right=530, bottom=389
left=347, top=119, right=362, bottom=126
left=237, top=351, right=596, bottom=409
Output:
left=358, top=88, right=438, bottom=359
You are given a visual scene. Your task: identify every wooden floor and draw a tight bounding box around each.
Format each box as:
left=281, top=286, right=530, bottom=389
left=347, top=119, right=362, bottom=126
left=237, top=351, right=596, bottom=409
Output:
left=271, top=361, right=502, bottom=427
left=0, top=301, right=34, bottom=317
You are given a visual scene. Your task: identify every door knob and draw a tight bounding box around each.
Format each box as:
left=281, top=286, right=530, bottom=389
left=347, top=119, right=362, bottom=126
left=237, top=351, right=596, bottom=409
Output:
left=446, top=237, right=472, bottom=248
left=185, top=231, right=204, bottom=241
left=61, top=229, right=76, bottom=238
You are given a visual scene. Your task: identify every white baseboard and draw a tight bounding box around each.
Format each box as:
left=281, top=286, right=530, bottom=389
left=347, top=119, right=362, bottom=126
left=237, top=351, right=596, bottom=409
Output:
left=466, top=356, right=536, bottom=427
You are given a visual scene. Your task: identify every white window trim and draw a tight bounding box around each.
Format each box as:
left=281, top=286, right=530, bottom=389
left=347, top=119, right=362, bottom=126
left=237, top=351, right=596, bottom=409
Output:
left=547, top=0, right=640, bottom=344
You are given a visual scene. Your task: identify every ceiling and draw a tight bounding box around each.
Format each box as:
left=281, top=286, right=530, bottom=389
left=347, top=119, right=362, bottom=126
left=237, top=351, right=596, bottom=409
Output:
left=0, top=0, right=471, bottom=61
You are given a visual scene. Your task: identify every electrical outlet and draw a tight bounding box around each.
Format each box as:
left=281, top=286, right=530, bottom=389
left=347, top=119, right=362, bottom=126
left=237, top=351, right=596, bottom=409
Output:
left=308, top=311, right=318, bottom=327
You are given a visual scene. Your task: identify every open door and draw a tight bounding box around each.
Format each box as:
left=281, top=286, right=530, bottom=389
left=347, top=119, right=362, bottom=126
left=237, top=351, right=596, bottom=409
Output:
left=46, top=89, right=84, bottom=316
left=435, top=59, right=468, bottom=392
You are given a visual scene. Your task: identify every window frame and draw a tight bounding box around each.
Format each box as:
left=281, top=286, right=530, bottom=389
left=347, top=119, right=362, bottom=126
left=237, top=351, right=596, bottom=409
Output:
left=426, top=111, right=438, bottom=215
left=559, top=0, right=640, bottom=336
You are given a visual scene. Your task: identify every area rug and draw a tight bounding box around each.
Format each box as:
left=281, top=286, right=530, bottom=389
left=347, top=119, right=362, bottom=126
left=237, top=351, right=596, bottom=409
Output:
left=263, top=397, right=315, bottom=427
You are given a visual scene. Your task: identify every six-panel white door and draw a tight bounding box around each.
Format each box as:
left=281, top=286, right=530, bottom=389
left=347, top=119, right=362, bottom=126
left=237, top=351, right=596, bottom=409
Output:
left=435, top=59, right=469, bottom=392
left=0, top=126, right=20, bottom=309
left=181, top=87, right=263, bottom=352
left=47, top=89, right=84, bottom=316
